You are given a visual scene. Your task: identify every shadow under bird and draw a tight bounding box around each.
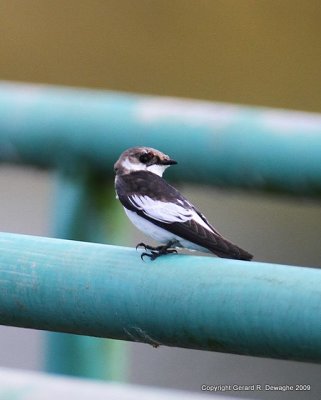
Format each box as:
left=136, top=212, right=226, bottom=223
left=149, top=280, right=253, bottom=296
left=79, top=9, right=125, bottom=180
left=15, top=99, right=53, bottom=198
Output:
left=114, top=146, right=253, bottom=261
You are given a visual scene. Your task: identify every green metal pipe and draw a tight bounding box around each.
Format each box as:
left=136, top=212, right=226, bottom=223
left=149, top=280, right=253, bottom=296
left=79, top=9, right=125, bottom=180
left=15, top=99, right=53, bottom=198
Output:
left=0, top=232, right=320, bottom=363
left=46, top=172, right=126, bottom=379
left=1, top=81, right=321, bottom=196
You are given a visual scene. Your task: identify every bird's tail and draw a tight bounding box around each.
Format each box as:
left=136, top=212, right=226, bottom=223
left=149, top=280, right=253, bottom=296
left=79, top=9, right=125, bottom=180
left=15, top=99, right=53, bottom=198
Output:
left=211, top=237, right=253, bottom=261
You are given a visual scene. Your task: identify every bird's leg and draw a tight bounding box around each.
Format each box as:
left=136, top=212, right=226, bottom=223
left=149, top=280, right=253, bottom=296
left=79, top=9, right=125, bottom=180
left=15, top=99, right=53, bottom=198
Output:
left=137, top=240, right=180, bottom=261
left=136, top=240, right=179, bottom=252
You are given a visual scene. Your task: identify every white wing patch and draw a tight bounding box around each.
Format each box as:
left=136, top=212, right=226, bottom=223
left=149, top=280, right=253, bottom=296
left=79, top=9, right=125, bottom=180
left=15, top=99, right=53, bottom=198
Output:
left=128, top=194, right=213, bottom=233
left=129, top=194, right=191, bottom=223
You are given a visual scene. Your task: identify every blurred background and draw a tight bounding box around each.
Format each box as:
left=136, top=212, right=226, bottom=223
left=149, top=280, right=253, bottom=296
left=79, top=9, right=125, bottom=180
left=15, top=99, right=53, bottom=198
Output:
left=0, top=1, right=321, bottom=399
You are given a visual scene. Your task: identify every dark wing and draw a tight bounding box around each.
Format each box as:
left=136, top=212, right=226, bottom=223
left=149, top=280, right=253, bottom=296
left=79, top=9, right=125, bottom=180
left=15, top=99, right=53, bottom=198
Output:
left=116, top=171, right=253, bottom=260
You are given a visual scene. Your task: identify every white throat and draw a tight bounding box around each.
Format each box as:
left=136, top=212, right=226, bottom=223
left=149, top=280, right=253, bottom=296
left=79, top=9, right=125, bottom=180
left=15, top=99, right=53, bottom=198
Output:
left=147, top=163, right=169, bottom=176
left=121, top=158, right=168, bottom=177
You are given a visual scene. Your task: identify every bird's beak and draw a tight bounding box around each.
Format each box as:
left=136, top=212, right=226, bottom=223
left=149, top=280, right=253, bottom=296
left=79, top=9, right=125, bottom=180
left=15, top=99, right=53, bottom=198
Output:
left=161, top=158, right=177, bottom=166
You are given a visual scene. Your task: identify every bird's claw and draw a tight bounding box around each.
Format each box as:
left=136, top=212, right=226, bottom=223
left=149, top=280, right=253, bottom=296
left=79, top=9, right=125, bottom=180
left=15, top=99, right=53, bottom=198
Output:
left=140, top=251, right=157, bottom=261
left=136, top=242, right=147, bottom=251
left=139, top=247, right=178, bottom=262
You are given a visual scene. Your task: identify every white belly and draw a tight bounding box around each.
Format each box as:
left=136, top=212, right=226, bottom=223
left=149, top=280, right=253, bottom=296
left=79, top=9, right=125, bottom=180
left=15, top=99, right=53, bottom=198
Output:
left=124, top=208, right=211, bottom=253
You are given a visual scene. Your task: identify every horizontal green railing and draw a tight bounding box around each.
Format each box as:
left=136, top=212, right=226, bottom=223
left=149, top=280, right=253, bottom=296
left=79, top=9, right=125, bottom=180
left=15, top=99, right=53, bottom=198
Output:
left=0, top=232, right=320, bottom=363
left=1, top=81, right=321, bottom=196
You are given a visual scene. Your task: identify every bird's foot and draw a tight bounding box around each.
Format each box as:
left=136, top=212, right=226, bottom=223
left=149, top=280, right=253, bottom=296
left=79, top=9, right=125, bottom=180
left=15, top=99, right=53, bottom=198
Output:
left=136, top=241, right=179, bottom=261
left=141, top=248, right=177, bottom=261
left=136, top=242, right=159, bottom=251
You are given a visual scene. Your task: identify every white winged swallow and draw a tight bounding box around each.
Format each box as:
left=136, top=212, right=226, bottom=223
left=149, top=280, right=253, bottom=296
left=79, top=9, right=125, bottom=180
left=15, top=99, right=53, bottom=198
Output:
left=114, top=147, right=253, bottom=261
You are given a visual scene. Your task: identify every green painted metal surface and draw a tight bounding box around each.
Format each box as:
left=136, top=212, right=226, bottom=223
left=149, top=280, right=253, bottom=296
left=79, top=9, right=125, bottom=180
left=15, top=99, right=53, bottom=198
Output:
left=1, top=81, right=321, bottom=196
left=0, top=232, right=320, bottom=363
left=46, top=171, right=126, bottom=379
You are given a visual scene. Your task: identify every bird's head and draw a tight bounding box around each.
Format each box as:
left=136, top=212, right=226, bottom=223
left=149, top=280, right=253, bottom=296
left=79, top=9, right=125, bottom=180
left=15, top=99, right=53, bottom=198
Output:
left=114, top=147, right=177, bottom=177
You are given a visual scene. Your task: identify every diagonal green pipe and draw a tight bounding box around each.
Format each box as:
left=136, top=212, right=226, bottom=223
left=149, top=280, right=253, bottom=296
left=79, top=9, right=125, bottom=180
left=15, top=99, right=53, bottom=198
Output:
left=0, top=232, right=320, bottom=363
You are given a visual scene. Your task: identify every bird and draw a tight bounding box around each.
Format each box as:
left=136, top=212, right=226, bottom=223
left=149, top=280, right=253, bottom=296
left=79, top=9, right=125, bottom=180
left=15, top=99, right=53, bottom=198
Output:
left=114, top=146, right=253, bottom=261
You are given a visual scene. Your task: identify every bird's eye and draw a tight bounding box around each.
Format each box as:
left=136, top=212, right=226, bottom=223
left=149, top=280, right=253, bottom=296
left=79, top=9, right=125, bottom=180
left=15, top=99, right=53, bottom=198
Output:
left=139, top=152, right=153, bottom=164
